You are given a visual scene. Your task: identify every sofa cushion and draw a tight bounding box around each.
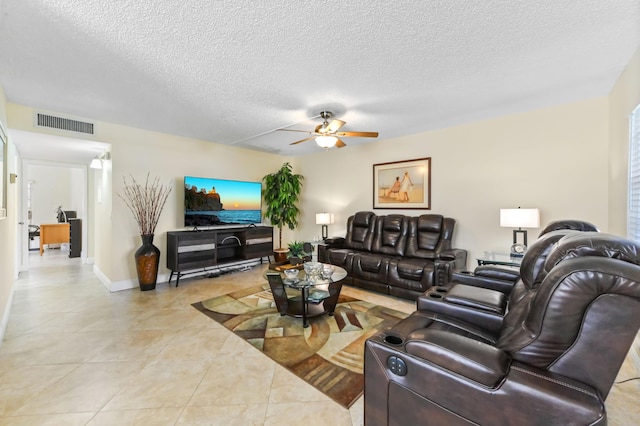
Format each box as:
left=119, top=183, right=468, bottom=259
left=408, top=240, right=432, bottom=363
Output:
left=327, top=249, right=355, bottom=273
left=345, top=211, right=376, bottom=251
left=388, top=258, right=436, bottom=293
left=372, top=214, right=409, bottom=256
left=405, top=215, right=447, bottom=259
left=355, top=253, right=387, bottom=273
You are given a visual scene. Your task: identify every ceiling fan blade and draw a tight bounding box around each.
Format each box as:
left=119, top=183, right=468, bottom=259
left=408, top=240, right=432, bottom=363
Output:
left=325, top=119, right=346, bottom=133
left=336, top=131, right=379, bottom=138
left=335, top=138, right=347, bottom=148
left=279, top=128, right=316, bottom=134
left=289, top=136, right=316, bottom=145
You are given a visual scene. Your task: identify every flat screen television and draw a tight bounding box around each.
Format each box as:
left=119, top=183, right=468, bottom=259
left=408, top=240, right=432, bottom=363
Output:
left=184, top=176, right=262, bottom=227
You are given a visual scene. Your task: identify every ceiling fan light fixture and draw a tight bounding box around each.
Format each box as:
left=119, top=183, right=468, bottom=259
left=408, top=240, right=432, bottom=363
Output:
left=315, top=135, right=338, bottom=148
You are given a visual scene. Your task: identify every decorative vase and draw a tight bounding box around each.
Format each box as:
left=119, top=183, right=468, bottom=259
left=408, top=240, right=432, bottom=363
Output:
left=135, top=234, right=160, bottom=291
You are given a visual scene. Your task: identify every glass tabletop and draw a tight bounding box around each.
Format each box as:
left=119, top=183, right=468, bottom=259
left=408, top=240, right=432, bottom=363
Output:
left=265, top=262, right=347, bottom=288
left=477, top=251, right=523, bottom=266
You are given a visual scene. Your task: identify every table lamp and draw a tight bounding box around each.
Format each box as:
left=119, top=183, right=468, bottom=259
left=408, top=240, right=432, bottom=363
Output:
left=316, top=213, right=334, bottom=240
left=499, top=207, right=540, bottom=257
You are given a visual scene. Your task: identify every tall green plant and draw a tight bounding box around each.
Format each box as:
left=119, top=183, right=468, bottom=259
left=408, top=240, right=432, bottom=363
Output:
left=263, top=162, right=304, bottom=249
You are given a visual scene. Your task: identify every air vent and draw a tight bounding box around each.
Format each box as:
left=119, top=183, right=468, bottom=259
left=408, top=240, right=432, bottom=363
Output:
left=36, top=113, right=94, bottom=135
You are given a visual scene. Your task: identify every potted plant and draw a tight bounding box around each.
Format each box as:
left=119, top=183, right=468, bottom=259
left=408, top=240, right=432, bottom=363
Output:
left=286, top=240, right=311, bottom=265
left=118, top=173, right=172, bottom=291
left=263, top=162, right=304, bottom=262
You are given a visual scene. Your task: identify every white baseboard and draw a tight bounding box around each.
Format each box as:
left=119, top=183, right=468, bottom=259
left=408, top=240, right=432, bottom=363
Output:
left=95, top=259, right=261, bottom=293
left=109, top=271, right=171, bottom=292
left=0, top=285, right=15, bottom=347
left=92, top=264, right=112, bottom=292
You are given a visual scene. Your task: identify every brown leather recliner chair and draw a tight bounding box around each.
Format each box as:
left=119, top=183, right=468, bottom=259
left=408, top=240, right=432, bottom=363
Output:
left=417, top=229, right=578, bottom=334
left=364, top=232, right=640, bottom=425
left=538, top=219, right=599, bottom=236
left=451, top=219, right=600, bottom=295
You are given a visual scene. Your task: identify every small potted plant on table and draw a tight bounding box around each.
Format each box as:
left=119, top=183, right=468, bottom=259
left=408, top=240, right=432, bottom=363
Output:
left=286, top=240, right=311, bottom=265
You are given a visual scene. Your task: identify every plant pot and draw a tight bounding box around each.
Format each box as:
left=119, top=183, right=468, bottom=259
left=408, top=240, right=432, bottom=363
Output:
left=273, top=248, right=290, bottom=263
left=135, top=234, right=160, bottom=291
left=289, top=256, right=303, bottom=265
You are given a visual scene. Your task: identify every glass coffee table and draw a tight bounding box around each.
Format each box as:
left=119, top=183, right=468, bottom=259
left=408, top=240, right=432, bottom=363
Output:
left=265, top=263, right=347, bottom=328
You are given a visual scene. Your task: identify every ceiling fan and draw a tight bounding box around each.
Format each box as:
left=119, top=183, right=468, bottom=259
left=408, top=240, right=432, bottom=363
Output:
left=280, top=111, right=379, bottom=148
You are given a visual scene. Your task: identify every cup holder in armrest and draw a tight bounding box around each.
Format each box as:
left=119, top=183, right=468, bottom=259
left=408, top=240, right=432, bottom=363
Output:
left=434, top=287, right=448, bottom=293
left=384, top=335, right=404, bottom=345
left=429, top=293, right=443, bottom=299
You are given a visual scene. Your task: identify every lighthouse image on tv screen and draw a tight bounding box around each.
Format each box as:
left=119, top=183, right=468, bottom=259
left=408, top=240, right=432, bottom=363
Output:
left=184, top=176, right=262, bottom=227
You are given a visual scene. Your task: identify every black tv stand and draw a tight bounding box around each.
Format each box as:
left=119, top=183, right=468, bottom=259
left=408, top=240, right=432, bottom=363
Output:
left=166, top=225, right=273, bottom=287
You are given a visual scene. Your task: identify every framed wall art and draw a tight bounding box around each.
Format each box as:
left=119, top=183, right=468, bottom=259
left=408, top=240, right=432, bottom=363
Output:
left=373, top=157, right=431, bottom=209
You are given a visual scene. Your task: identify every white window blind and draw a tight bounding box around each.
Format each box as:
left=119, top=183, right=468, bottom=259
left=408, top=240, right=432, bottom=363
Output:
left=628, top=104, right=640, bottom=241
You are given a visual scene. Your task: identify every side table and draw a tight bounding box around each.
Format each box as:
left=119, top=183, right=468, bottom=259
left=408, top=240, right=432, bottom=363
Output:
left=476, top=251, right=522, bottom=267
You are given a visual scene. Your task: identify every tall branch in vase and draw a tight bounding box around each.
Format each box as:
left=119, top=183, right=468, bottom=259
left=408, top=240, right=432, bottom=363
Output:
left=119, top=173, right=172, bottom=236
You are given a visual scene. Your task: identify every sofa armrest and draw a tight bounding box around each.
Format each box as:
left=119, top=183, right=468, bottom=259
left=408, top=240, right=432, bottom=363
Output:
left=433, top=249, right=467, bottom=285
left=405, top=328, right=510, bottom=388
left=475, top=265, right=520, bottom=282
left=323, top=236, right=345, bottom=247
left=451, top=269, right=518, bottom=294
left=438, top=248, right=467, bottom=267
left=417, top=286, right=505, bottom=334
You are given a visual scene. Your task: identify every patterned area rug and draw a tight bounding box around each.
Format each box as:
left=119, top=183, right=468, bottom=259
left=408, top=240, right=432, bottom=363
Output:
left=192, top=283, right=408, bottom=408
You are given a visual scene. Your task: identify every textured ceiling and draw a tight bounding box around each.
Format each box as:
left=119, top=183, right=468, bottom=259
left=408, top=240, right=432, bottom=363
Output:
left=1, top=0, right=639, bottom=161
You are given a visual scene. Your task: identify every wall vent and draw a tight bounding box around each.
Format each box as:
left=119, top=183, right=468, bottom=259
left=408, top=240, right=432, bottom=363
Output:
left=36, top=113, right=94, bottom=135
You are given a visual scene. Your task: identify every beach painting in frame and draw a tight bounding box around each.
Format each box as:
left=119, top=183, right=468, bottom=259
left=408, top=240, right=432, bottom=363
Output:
left=373, top=157, right=431, bottom=209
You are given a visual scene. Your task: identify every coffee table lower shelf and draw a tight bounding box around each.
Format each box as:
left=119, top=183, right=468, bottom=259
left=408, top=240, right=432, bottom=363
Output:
left=278, top=294, right=337, bottom=327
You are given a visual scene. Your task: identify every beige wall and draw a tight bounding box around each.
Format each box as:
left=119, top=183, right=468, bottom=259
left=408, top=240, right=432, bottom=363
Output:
left=609, top=46, right=640, bottom=236
left=5, top=95, right=612, bottom=287
left=296, top=97, right=610, bottom=266
left=106, top=123, right=290, bottom=287
left=7, top=103, right=290, bottom=289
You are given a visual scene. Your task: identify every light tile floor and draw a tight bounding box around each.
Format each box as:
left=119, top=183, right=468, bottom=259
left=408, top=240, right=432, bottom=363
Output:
left=0, top=250, right=638, bottom=425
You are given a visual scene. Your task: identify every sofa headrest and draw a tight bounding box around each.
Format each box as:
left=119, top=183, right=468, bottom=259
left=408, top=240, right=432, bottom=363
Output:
left=416, top=214, right=444, bottom=232
left=538, top=220, right=599, bottom=237
left=381, top=215, right=405, bottom=232
left=519, top=230, right=579, bottom=288
left=353, top=211, right=375, bottom=227
left=544, top=232, right=640, bottom=272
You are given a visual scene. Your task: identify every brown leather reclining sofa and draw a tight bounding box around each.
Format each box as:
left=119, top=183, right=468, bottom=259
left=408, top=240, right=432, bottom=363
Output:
left=318, top=211, right=467, bottom=300
left=364, top=231, right=640, bottom=425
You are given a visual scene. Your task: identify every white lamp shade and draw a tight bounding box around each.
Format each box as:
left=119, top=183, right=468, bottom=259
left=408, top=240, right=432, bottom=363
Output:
left=315, top=135, right=338, bottom=148
left=315, top=213, right=334, bottom=225
left=500, top=208, right=540, bottom=228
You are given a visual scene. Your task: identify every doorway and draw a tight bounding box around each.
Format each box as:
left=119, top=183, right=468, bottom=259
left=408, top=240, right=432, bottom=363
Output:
left=20, top=160, right=87, bottom=270
left=10, top=130, right=110, bottom=274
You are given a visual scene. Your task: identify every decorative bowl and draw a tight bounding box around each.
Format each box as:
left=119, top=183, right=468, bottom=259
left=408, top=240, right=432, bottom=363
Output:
left=303, top=261, right=322, bottom=275
left=322, top=265, right=335, bottom=279
left=283, top=269, right=299, bottom=279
